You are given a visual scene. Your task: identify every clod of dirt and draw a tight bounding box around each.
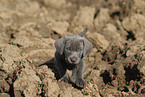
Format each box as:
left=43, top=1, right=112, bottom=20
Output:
left=0, top=93, right=10, bottom=97
left=126, top=40, right=145, bottom=57
left=42, top=77, right=60, bottom=97
left=101, top=87, right=122, bottom=97
left=71, top=6, right=95, bottom=32
left=16, top=0, right=40, bottom=15
left=36, top=65, right=55, bottom=80
left=0, top=80, right=9, bottom=93
left=85, top=69, right=101, bottom=82
left=85, top=69, right=102, bottom=89
left=102, top=45, right=121, bottom=64
left=114, top=62, right=126, bottom=87
left=133, top=0, right=145, bottom=15
left=122, top=14, right=145, bottom=31
left=101, top=24, right=124, bottom=47
left=14, top=65, right=41, bottom=97
left=43, top=0, right=66, bottom=9
left=118, top=0, right=134, bottom=19
left=51, top=21, right=70, bottom=37
left=11, top=23, right=56, bottom=66
left=126, top=95, right=145, bottom=97
left=82, top=82, right=101, bottom=97
left=59, top=87, right=83, bottom=97
left=86, top=48, right=102, bottom=66
left=0, top=71, right=7, bottom=80
left=94, top=8, right=110, bottom=32
left=36, top=65, right=59, bottom=96
left=0, top=31, right=9, bottom=43
left=0, top=11, right=14, bottom=25
left=122, top=14, right=145, bottom=41
left=0, top=44, right=22, bottom=73
left=86, top=32, right=110, bottom=51
left=137, top=52, right=145, bottom=75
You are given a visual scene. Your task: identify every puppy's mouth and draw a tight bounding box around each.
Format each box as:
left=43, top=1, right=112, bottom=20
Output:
left=65, top=58, right=80, bottom=65
left=65, top=63, right=76, bottom=70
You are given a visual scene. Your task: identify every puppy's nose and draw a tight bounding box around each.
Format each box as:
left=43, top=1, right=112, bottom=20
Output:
left=70, top=57, right=77, bottom=62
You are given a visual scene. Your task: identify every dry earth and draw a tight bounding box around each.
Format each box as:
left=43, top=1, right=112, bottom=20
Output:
left=0, top=0, right=145, bottom=97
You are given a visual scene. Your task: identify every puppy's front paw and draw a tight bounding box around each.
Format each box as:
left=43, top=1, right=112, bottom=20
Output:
left=70, top=76, right=76, bottom=83
left=75, top=79, right=86, bottom=88
left=59, top=74, right=69, bottom=82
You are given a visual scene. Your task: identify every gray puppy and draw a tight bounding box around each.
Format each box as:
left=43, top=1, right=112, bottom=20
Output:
left=54, top=28, right=93, bottom=88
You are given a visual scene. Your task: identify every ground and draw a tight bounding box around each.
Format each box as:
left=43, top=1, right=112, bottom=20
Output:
left=0, top=0, right=145, bottom=97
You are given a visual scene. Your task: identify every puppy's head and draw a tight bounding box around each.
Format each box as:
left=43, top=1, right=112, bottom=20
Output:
left=64, top=39, right=83, bottom=65
left=55, top=34, right=93, bottom=67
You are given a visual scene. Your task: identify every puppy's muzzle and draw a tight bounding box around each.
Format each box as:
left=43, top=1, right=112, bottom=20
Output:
left=70, top=56, right=77, bottom=63
left=67, top=55, right=80, bottom=64
left=65, top=56, right=79, bottom=70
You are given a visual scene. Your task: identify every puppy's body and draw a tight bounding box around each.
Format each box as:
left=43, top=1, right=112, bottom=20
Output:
left=54, top=28, right=92, bottom=88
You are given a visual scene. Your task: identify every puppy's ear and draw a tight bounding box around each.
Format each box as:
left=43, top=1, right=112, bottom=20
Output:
left=55, top=37, right=65, bottom=55
left=83, top=38, right=93, bottom=56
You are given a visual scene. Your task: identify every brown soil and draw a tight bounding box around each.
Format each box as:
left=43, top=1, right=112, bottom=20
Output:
left=0, top=0, right=145, bottom=97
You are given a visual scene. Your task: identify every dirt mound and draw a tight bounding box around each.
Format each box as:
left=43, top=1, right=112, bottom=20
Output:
left=0, top=0, right=145, bottom=96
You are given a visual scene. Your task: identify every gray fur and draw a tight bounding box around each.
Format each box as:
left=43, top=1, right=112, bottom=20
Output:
left=54, top=28, right=93, bottom=88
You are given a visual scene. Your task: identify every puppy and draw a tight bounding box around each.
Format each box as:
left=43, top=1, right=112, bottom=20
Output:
left=54, top=28, right=93, bottom=88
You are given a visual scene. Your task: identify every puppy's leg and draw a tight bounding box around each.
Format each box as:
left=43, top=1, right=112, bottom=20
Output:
left=55, top=51, right=69, bottom=82
left=70, top=57, right=86, bottom=88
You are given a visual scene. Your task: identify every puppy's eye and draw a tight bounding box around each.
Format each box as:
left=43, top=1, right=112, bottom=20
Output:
left=66, top=47, right=70, bottom=50
left=78, top=48, right=82, bottom=52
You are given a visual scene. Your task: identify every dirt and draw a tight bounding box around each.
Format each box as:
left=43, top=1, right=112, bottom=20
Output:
left=0, top=0, right=145, bottom=97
